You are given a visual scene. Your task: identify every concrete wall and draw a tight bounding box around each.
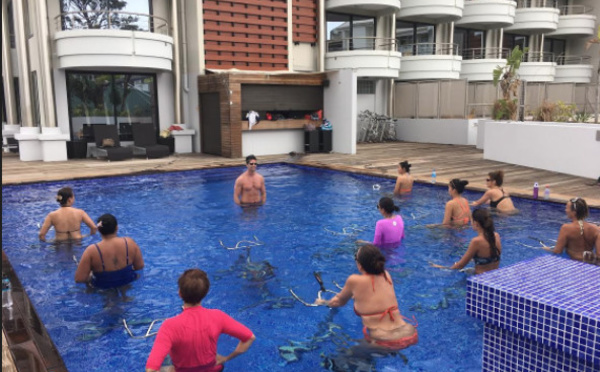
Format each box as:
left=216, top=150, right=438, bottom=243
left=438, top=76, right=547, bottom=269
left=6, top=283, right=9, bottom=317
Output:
left=325, top=69, right=357, bottom=154
left=394, top=119, right=477, bottom=145
left=241, top=130, right=304, bottom=157
left=483, top=121, right=600, bottom=179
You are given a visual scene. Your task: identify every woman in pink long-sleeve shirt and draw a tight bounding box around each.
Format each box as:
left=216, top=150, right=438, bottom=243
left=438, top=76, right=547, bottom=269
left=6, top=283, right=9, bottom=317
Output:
left=372, top=197, right=405, bottom=247
left=146, top=269, right=256, bottom=372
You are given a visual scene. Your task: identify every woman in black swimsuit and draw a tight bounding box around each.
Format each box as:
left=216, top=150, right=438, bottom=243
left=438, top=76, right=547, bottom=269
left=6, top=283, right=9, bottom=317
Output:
left=39, top=187, right=97, bottom=242
left=471, top=170, right=516, bottom=213
left=430, top=209, right=502, bottom=274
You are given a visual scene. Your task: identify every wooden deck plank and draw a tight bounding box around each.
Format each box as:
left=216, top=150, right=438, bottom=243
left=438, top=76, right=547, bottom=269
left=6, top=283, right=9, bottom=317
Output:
left=2, top=142, right=599, bottom=207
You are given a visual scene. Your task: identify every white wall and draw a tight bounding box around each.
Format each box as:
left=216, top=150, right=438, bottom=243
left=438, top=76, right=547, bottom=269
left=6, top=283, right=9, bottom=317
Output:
left=325, top=69, right=357, bottom=154
left=483, top=121, right=600, bottom=179
left=292, top=43, right=317, bottom=72
left=242, top=130, right=304, bottom=157
left=394, top=119, right=476, bottom=145
left=53, top=69, right=70, bottom=137
left=184, top=0, right=202, bottom=152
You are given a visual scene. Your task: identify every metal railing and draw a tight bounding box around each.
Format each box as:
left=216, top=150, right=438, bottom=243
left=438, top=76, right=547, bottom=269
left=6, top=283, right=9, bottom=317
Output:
left=522, top=52, right=554, bottom=63
left=558, top=5, right=594, bottom=15
left=461, top=47, right=511, bottom=60
left=516, top=0, right=557, bottom=9
left=55, top=11, right=169, bottom=35
left=399, top=42, right=460, bottom=56
left=327, top=37, right=397, bottom=52
left=555, top=55, right=592, bottom=65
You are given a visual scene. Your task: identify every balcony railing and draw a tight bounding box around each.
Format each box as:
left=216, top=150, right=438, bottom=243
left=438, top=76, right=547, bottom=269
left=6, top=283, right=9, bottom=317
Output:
left=555, top=55, right=592, bottom=65
left=558, top=5, right=594, bottom=15
left=54, top=11, right=169, bottom=35
left=327, top=37, right=397, bottom=52
left=399, top=42, right=460, bottom=56
left=462, top=47, right=511, bottom=60
left=516, top=0, right=557, bottom=9
left=522, top=52, right=554, bottom=63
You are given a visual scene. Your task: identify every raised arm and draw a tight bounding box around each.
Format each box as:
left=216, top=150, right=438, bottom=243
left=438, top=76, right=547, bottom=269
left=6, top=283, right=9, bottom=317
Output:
left=74, top=247, right=93, bottom=283
left=316, top=275, right=355, bottom=307
left=471, top=190, right=491, bottom=207
left=542, top=225, right=568, bottom=254
left=81, top=210, right=97, bottom=236
left=450, top=239, right=479, bottom=270
left=38, top=214, right=53, bottom=241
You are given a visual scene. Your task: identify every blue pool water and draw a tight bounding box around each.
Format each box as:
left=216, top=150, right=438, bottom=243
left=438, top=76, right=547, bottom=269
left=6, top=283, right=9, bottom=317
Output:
left=2, top=164, right=598, bottom=372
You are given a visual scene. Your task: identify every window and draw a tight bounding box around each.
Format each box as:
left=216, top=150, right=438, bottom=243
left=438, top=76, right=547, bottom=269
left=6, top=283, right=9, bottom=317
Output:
left=66, top=72, right=157, bottom=142
left=326, top=12, right=376, bottom=51
left=455, top=28, right=484, bottom=58
left=357, top=80, right=375, bottom=95
left=503, top=33, right=528, bottom=52
left=7, top=1, right=15, bottom=48
left=544, top=38, right=565, bottom=57
left=396, top=21, right=435, bottom=56
left=60, top=0, right=152, bottom=31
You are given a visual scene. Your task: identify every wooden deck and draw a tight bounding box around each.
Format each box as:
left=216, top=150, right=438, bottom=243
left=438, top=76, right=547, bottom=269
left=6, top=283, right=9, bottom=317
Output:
left=2, top=142, right=599, bottom=207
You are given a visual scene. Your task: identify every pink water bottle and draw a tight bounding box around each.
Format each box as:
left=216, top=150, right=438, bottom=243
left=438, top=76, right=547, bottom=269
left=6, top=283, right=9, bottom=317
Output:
left=533, top=182, right=539, bottom=199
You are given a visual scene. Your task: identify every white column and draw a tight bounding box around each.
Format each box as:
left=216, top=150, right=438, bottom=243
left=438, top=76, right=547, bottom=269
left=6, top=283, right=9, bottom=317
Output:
left=318, top=0, right=325, bottom=72
left=172, top=0, right=181, bottom=125
left=35, top=0, right=57, bottom=128
left=1, top=0, right=18, bottom=125
left=12, top=0, right=33, bottom=127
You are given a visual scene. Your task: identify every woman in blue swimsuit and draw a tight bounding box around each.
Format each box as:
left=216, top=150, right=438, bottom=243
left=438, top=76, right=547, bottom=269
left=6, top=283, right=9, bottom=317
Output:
left=75, top=214, right=145, bottom=289
left=430, top=209, right=502, bottom=274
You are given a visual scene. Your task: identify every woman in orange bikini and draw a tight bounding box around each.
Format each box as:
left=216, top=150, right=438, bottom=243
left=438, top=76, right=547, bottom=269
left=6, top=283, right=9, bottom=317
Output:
left=471, top=170, right=516, bottom=213
left=315, top=244, right=418, bottom=350
left=39, top=187, right=97, bottom=242
left=442, top=179, right=471, bottom=226
left=393, top=161, right=414, bottom=195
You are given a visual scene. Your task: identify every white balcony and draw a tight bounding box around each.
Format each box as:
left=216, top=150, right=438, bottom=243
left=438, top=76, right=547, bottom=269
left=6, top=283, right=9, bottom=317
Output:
left=326, top=38, right=402, bottom=78
left=519, top=52, right=556, bottom=82
left=455, top=0, right=516, bottom=29
left=326, top=0, right=401, bottom=15
left=553, top=56, right=593, bottom=83
left=546, top=6, right=596, bottom=38
left=459, top=48, right=509, bottom=81
left=398, top=43, right=462, bottom=80
left=397, top=0, right=464, bottom=23
left=53, top=11, right=173, bottom=71
left=504, top=1, right=559, bottom=34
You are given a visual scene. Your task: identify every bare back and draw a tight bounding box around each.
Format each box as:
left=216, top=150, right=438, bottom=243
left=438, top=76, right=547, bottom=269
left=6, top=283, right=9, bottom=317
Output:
left=40, top=207, right=95, bottom=241
left=443, top=197, right=471, bottom=226
left=75, top=236, right=144, bottom=283
left=394, top=174, right=414, bottom=195
left=555, top=221, right=599, bottom=262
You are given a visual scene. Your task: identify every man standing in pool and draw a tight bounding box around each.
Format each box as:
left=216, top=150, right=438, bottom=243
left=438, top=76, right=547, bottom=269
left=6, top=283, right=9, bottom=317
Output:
left=234, top=155, right=266, bottom=207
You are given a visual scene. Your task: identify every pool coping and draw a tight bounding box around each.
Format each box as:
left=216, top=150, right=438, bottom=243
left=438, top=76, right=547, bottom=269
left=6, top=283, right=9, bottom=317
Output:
left=2, top=251, right=68, bottom=372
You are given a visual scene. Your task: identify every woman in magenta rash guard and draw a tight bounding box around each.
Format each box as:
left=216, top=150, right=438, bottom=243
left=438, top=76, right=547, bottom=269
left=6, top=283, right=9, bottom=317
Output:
left=146, top=269, right=256, bottom=372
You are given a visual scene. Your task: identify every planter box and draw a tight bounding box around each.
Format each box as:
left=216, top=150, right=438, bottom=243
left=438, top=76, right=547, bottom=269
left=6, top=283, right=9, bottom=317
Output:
left=157, top=137, right=175, bottom=154
left=319, top=130, right=332, bottom=153
left=67, top=141, right=88, bottom=159
left=304, top=130, right=320, bottom=153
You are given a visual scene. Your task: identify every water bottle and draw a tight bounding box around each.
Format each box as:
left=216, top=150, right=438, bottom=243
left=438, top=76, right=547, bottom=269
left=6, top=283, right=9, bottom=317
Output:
left=2, top=276, right=13, bottom=308
left=544, top=185, right=550, bottom=200
left=431, top=169, right=437, bottom=184
left=533, top=182, right=539, bottom=199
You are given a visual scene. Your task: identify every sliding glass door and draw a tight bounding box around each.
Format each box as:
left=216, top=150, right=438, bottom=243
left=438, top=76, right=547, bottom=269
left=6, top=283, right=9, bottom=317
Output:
left=66, top=72, right=157, bottom=142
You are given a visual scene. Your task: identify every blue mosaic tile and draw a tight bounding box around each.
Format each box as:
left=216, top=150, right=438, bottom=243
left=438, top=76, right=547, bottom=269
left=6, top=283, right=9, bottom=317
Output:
left=483, top=323, right=598, bottom=372
left=467, top=256, right=600, bottom=369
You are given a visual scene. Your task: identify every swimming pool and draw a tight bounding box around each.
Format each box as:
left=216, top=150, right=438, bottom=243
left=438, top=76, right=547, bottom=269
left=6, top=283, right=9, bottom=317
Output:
left=2, top=164, right=598, bottom=371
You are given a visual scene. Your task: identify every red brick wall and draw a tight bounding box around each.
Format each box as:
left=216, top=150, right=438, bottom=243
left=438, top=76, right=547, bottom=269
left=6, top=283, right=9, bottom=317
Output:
left=203, top=0, right=289, bottom=71
left=292, top=0, right=317, bottom=44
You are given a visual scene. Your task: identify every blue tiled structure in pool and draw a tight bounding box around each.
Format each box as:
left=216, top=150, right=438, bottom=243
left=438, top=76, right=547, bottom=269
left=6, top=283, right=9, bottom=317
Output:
left=466, top=256, right=599, bottom=372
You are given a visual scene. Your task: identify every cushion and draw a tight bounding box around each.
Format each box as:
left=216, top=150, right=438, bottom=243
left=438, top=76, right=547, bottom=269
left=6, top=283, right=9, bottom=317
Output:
left=101, top=138, right=115, bottom=147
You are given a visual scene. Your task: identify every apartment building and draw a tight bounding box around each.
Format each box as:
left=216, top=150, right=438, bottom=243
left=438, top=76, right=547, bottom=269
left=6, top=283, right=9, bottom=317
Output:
left=2, top=0, right=598, bottom=161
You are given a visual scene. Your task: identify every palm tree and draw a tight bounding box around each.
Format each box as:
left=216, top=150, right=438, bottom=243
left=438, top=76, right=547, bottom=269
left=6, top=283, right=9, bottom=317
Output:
left=492, top=46, right=528, bottom=120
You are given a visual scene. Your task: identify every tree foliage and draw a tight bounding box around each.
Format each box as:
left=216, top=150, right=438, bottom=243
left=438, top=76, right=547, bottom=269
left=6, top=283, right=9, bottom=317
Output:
left=492, top=46, right=528, bottom=120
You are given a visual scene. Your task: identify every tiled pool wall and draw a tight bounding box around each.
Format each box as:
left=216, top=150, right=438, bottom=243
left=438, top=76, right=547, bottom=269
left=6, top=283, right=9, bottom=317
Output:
left=467, top=256, right=599, bottom=372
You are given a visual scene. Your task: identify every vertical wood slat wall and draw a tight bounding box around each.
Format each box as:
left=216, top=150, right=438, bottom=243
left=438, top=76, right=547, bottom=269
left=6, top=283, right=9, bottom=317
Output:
left=203, top=0, right=289, bottom=70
